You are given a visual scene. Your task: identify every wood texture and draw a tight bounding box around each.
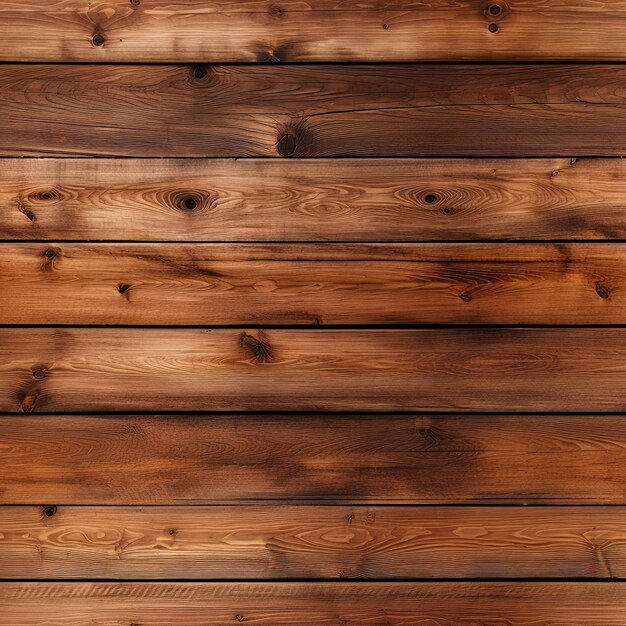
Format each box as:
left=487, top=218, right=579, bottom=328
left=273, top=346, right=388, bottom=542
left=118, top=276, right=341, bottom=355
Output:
left=6, top=157, right=626, bottom=242
left=3, top=414, right=626, bottom=504
left=4, top=328, right=626, bottom=412
left=4, top=1, right=626, bottom=63
left=2, top=505, right=626, bottom=579
left=3, top=582, right=626, bottom=624
left=3, top=64, right=626, bottom=156
left=4, top=243, right=626, bottom=325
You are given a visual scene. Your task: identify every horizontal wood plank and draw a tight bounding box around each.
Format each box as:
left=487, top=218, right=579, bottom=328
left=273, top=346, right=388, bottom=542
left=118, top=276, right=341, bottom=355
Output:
left=2, top=65, right=626, bottom=156
left=3, top=243, right=626, bottom=325
left=1, top=505, right=626, bottom=579
left=3, top=328, right=626, bottom=412
left=2, top=582, right=626, bottom=624
left=5, top=157, right=626, bottom=242
left=3, top=414, right=626, bottom=504
left=3, top=1, right=626, bottom=63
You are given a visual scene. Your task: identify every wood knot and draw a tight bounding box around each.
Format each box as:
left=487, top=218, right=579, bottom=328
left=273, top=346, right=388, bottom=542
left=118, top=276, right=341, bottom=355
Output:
left=41, top=247, right=61, bottom=272
left=130, top=0, right=140, bottom=6
left=32, top=368, right=47, bottom=380
left=18, top=203, right=36, bottom=222
left=43, top=505, right=57, bottom=517
left=483, top=0, right=509, bottom=19
left=269, top=5, right=283, bottom=16
left=488, top=23, right=499, bottom=32
left=423, top=193, right=439, bottom=204
left=117, top=283, right=131, bottom=296
left=30, top=188, right=61, bottom=203
left=235, top=616, right=244, bottom=623
left=459, top=292, right=473, bottom=303
left=92, top=33, right=106, bottom=46
left=239, top=331, right=274, bottom=363
left=167, top=189, right=211, bottom=212
left=168, top=528, right=177, bottom=536
left=595, top=283, right=612, bottom=300
left=192, top=64, right=208, bottom=80
left=182, top=196, right=197, bottom=210
left=277, top=132, right=297, bottom=157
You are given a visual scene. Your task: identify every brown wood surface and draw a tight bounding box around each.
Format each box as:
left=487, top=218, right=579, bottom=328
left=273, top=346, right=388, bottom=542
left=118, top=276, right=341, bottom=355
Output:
left=3, top=582, right=626, bottom=624
left=2, top=64, right=626, bottom=156
left=3, top=328, right=626, bottom=412
left=4, top=243, right=626, bottom=325
left=4, top=1, right=626, bottom=63
left=3, top=413, right=626, bottom=504
left=2, top=505, right=626, bottom=579
left=5, top=157, right=626, bottom=242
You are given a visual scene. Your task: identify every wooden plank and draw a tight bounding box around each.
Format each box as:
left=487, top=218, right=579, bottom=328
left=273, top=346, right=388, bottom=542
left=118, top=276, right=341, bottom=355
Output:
left=2, top=64, right=626, bottom=157
left=3, top=413, right=626, bottom=504
left=2, top=505, right=626, bottom=579
left=5, top=243, right=626, bottom=325
left=5, top=157, right=626, bottom=242
left=2, top=582, right=626, bottom=624
left=3, top=328, right=626, bottom=412
left=3, top=1, right=626, bottom=63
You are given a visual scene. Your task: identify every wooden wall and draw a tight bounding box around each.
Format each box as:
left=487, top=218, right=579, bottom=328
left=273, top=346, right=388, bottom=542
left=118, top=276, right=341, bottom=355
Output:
left=1, top=1, right=626, bottom=623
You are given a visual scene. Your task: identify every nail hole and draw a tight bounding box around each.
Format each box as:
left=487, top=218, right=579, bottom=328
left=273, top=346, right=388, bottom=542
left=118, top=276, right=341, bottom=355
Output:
left=168, top=529, right=177, bottom=536
left=44, top=506, right=57, bottom=517
left=92, top=33, right=105, bottom=46
left=488, top=23, right=499, bottom=32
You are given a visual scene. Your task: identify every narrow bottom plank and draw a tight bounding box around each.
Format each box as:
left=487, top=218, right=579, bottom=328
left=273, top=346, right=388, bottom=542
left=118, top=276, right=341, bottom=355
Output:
left=1, top=505, right=625, bottom=580
left=1, top=583, right=625, bottom=624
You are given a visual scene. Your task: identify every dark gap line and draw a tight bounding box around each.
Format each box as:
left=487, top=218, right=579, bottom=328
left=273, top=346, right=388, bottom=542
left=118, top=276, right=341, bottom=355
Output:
left=0, top=155, right=623, bottom=160
left=0, top=153, right=626, bottom=162
left=4, top=60, right=626, bottom=67
left=0, top=577, right=623, bottom=583
left=5, top=240, right=626, bottom=245
left=3, top=502, right=626, bottom=508
left=4, top=409, right=626, bottom=415
left=5, top=323, right=626, bottom=329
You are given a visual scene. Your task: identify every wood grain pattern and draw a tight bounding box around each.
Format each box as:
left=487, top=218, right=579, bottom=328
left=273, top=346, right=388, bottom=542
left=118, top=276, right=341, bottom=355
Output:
left=2, top=505, right=626, bottom=579
left=4, top=1, right=626, bottom=63
left=3, top=582, right=626, bottom=624
left=4, top=243, right=626, bottom=325
left=4, top=328, right=626, bottom=412
left=3, top=414, right=626, bottom=504
left=5, top=157, right=626, bottom=242
left=3, top=64, right=626, bottom=156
